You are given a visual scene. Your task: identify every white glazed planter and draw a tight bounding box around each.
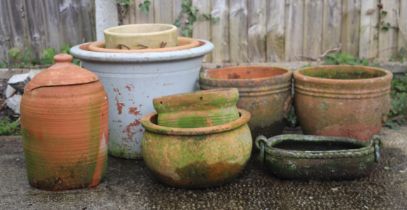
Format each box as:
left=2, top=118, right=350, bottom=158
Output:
left=70, top=40, right=213, bottom=159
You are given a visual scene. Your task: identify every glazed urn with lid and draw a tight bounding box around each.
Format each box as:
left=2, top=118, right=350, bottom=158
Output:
left=21, top=54, right=109, bottom=191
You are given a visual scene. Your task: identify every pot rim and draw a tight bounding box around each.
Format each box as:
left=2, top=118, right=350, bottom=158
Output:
left=200, top=65, right=292, bottom=83
left=88, top=37, right=201, bottom=53
left=153, top=88, right=239, bottom=111
left=294, top=65, right=393, bottom=84
left=141, top=109, right=251, bottom=135
left=256, top=134, right=377, bottom=159
left=70, top=39, right=214, bottom=63
left=104, top=24, right=177, bottom=36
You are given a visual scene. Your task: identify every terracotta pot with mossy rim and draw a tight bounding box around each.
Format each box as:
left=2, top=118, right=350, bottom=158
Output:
left=294, top=65, right=392, bottom=141
left=21, top=54, right=108, bottom=191
left=88, top=37, right=201, bottom=53
left=153, top=88, right=240, bottom=128
left=200, top=66, right=292, bottom=137
left=104, top=24, right=178, bottom=49
left=141, top=109, right=252, bottom=188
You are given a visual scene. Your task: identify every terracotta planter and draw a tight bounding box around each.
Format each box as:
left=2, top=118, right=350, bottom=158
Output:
left=71, top=40, right=213, bottom=159
left=88, top=37, right=201, bottom=53
left=104, top=24, right=178, bottom=49
left=153, top=88, right=239, bottom=128
left=21, top=54, right=108, bottom=190
left=141, top=109, right=252, bottom=188
left=255, top=134, right=380, bottom=180
left=294, top=65, right=392, bottom=141
left=200, top=66, right=292, bottom=137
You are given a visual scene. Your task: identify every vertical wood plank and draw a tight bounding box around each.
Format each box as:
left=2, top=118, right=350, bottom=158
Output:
left=6, top=0, right=30, bottom=49
left=25, top=0, right=49, bottom=60
left=266, top=0, right=285, bottom=62
left=0, top=1, right=11, bottom=60
left=58, top=0, right=84, bottom=44
left=379, top=0, right=399, bottom=61
left=285, top=0, right=304, bottom=61
left=172, top=0, right=182, bottom=23
left=154, top=0, right=173, bottom=24
left=248, top=0, right=266, bottom=62
left=192, top=0, right=212, bottom=62
left=229, top=0, right=248, bottom=63
left=44, top=0, right=63, bottom=50
left=322, top=0, right=341, bottom=52
left=359, top=0, right=378, bottom=59
left=303, top=0, right=323, bottom=58
left=134, top=0, right=155, bottom=23
left=211, top=0, right=229, bottom=63
left=79, top=0, right=96, bottom=41
left=341, top=0, right=361, bottom=56
left=399, top=0, right=407, bottom=52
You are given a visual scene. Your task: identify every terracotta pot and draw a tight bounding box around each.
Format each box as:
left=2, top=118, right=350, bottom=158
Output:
left=21, top=54, right=109, bottom=191
left=88, top=37, right=201, bottom=53
left=153, top=88, right=240, bottom=128
left=104, top=24, right=178, bottom=49
left=200, top=66, right=292, bottom=137
left=71, top=40, right=213, bottom=159
left=294, top=65, right=392, bottom=141
left=141, top=109, right=252, bottom=188
left=256, top=134, right=380, bottom=180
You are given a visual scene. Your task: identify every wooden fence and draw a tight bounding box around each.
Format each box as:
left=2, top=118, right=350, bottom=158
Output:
left=0, top=0, right=95, bottom=62
left=121, top=0, right=407, bottom=63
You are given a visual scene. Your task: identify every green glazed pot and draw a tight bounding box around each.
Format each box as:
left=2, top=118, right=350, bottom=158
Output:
left=153, top=88, right=240, bottom=128
left=141, top=109, right=252, bottom=188
left=255, top=134, right=380, bottom=180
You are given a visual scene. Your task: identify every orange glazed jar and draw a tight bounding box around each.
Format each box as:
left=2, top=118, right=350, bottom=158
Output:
left=21, top=54, right=109, bottom=191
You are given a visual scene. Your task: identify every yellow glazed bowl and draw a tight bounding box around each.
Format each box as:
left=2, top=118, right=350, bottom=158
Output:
left=104, top=24, right=178, bottom=49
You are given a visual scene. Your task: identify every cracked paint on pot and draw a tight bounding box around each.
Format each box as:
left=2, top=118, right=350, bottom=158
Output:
left=294, top=65, right=392, bottom=141
left=70, top=40, right=213, bottom=159
left=21, top=54, right=108, bottom=191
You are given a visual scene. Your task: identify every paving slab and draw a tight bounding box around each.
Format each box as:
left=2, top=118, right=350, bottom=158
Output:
left=0, top=127, right=406, bottom=210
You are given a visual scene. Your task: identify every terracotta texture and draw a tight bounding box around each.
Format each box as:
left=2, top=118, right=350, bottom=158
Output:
left=256, top=134, right=380, bottom=180
left=88, top=37, right=201, bottom=53
left=21, top=54, right=109, bottom=190
left=141, top=109, right=252, bottom=188
left=200, top=66, right=292, bottom=137
left=153, top=88, right=239, bottom=128
left=294, top=65, right=392, bottom=141
left=104, top=24, right=178, bottom=49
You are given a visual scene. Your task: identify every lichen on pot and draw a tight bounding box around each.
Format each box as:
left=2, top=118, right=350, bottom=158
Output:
left=255, top=134, right=381, bottom=180
left=200, top=66, right=292, bottom=137
left=153, top=88, right=240, bottom=128
left=141, top=109, right=252, bottom=188
left=70, top=39, right=213, bottom=159
left=294, top=65, right=392, bottom=141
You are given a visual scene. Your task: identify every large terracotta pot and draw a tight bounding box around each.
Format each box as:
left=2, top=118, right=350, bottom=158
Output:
left=104, top=24, right=178, bottom=49
left=88, top=37, right=201, bottom=53
left=71, top=40, right=213, bottom=159
left=153, top=88, right=240, bottom=128
left=200, top=66, right=292, bottom=137
left=141, top=109, right=252, bottom=188
left=294, top=65, right=392, bottom=141
left=21, top=54, right=109, bottom=190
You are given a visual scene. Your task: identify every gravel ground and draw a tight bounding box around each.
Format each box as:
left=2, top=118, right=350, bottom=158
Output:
left=0, top=127, right=406, bottom=210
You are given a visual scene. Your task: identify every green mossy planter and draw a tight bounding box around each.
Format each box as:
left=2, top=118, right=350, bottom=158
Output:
left=153, top=88, right=240, bottom=128
left=141, top=109, right=252, bottom=188
left=255, top=134, right=380, bottom=180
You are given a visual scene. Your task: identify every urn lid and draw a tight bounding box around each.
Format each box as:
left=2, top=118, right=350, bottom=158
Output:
left=26, top=54, right=98, bottom=91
